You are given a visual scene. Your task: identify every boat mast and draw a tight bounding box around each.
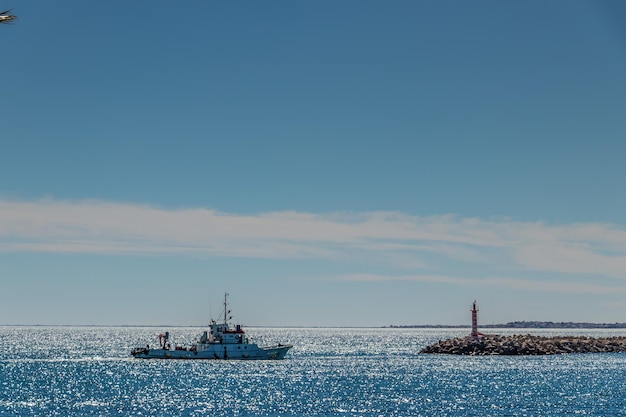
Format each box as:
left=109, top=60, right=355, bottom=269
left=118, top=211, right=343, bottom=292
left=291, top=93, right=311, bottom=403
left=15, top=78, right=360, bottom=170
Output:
left=224, top=292, right=229, bottom=326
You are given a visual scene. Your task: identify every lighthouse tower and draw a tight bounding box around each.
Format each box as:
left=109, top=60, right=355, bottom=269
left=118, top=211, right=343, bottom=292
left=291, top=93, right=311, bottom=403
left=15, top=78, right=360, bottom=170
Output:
left=470, top=300, right=484, bottom=338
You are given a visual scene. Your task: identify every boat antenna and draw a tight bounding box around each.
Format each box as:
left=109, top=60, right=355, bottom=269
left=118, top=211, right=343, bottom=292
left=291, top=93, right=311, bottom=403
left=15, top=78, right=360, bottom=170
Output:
left=224, top=292, right=230, bottom=326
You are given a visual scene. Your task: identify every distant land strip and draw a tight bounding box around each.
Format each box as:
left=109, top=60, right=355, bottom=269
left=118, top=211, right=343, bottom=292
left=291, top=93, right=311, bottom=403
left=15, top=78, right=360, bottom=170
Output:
left=387, top=321, right=626, bottom=329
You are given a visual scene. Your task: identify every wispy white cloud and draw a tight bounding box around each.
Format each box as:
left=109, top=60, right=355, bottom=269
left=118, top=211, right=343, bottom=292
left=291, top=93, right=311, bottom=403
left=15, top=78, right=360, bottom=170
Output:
left=337, top=273, right=626, bottom=294
left=2, top=198, right=626, bottom=282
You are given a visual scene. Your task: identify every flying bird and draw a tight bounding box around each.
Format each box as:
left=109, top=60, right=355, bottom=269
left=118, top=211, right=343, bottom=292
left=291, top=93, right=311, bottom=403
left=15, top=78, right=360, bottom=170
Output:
left=0, top=9, right=17, bottom=24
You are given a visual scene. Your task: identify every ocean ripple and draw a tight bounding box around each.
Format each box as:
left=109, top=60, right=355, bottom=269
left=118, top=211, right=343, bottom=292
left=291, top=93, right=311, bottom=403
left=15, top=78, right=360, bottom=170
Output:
left=1, top=326, right=626, bottom=416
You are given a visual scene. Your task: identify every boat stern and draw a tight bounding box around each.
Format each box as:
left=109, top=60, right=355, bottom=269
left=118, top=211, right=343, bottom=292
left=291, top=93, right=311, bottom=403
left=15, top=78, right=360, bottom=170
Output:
left=131, top=347, right=150, bottom=358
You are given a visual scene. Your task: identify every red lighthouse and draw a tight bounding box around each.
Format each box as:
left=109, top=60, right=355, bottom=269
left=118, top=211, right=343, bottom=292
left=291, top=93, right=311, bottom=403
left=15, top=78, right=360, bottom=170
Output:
left=470, top=300, right=484, bottom=338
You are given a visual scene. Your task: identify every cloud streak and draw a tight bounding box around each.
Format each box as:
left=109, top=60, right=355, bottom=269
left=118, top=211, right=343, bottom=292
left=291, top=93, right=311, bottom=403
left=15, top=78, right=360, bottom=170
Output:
left=337, top=273, right=626, bottom=294
left=2, top=198, right=626, bottom=281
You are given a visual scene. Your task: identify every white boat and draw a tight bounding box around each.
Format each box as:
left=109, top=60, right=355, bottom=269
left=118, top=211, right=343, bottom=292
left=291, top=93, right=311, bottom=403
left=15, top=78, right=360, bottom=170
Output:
left=131, top=294, right=292, bottom=360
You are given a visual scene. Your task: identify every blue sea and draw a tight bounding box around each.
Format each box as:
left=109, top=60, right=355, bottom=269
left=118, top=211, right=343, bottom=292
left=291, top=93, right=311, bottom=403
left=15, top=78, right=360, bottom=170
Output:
left=1, top=326, right=626, bottom=416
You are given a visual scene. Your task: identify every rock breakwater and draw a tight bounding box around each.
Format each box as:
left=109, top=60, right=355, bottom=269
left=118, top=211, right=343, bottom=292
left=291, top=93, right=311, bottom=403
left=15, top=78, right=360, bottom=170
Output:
left=420, top=334, right=626, bottom=355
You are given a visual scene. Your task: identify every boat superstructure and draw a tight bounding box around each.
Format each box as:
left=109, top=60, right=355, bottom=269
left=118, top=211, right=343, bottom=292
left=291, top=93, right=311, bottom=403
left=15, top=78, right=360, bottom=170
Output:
left=131, top=294, right=292, bottom=360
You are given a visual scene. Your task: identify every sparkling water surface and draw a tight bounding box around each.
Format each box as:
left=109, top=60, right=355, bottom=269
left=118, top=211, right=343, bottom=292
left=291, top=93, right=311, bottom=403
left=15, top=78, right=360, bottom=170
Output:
left=1, top=327, right=626, bottom=416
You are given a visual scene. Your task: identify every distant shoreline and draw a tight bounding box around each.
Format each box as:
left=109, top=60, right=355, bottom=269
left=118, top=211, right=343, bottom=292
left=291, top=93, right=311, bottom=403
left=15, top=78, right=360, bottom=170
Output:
left=387, top=321, right=626, bottom=329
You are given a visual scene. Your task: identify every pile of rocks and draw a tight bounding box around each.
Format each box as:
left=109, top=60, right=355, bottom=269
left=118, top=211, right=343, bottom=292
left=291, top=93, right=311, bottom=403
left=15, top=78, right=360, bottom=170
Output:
left=420, top=334, right=626, bottom=355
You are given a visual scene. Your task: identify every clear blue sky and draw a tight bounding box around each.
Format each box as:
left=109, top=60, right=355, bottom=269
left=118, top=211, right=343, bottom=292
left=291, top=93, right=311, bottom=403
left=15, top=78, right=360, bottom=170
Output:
left=2, top=1, right=626, bottom=326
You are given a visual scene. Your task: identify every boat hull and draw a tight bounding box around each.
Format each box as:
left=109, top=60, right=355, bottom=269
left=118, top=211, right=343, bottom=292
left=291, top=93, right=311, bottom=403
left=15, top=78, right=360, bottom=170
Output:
left=131, top=344, right=291, bottom=360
